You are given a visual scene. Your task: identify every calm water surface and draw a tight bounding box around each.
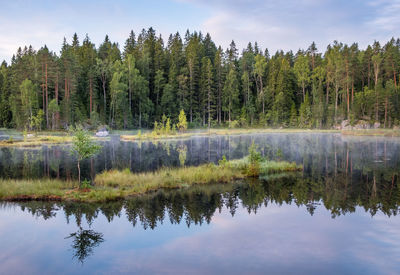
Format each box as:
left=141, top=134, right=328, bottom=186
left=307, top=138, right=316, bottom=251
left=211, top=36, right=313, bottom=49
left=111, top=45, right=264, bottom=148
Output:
left=0, top=133, right=399, bottom=274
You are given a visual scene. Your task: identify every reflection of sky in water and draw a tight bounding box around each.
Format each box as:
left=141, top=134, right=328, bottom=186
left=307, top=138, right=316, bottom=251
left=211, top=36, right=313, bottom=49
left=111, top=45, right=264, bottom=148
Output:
left=0, top=202, right=399, bottom=274
left=0, top=133, right=399, bottom=274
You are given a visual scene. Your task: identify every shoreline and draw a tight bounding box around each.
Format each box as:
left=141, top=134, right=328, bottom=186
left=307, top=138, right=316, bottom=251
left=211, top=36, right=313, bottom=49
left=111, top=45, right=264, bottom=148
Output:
left=0, top=158, right=302, bottom=203
left=1, top=128, right=399, bottom=147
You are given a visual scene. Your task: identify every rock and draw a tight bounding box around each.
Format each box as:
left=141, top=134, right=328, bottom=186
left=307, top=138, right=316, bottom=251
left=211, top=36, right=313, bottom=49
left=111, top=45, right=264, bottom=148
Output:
left=341, top=120, right=350, bottom=129
left=354, top=120, right=370, bottom=130
left=373, top=122, right=380, bottom=129
left=97, top=125, right=109, bottom=132
left=95, top=130, right=109, bottom=137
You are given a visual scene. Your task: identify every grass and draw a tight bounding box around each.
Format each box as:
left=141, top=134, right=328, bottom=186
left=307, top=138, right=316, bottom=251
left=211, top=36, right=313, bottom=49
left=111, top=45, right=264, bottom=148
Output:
left=0, top=179, right=76, bottom=201
left=0, top=134, right=107, bottom=147
left=121, top=128, right=340, bottom=141
left=0, top=158, right=302, bottom=203
left=0, top=135, right=74, bottom=147
left=341, top=129, right=400, bottom=137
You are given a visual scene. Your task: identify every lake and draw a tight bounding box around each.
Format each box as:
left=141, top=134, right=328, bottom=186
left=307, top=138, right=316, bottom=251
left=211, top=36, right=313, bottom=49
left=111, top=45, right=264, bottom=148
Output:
left=0, top=133, right=399, bottom=274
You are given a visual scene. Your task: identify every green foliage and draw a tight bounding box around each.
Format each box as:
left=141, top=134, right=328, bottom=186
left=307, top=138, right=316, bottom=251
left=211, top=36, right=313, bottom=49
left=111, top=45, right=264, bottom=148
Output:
left=71, top=127, right=102, bottom=161
left=294, top=53, right=311, bottom=100
left=152, top=115, right=176, bottom=136
left=223, top=68, right=239, bottom=122
left=71, top=126, right=102, bottom=184
left=177, top=109, right=188, bottom=132
left=17, top=79, right=38, bottom=129
left=246, top=141, right=261, bottom=177
left=30, top=109, right=44, bottom=132
left=218, top=155, right=229, bottom=167
left=90, top=111, right=101, bottom=128
left=1, top=30, right=400, bottom=130
left=229, top=120, right=239, bottom=129
left=289, top=103, right=298, bottom=127
left=81, top=179, right=92, bottom=189
left=299, top=94, right=312, bottom=128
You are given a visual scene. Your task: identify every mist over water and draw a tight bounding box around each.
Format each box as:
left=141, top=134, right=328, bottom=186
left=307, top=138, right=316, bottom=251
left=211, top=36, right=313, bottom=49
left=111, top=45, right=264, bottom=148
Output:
left=1, top=133, right=399, bottom=181
left=0, top=133, right=399, bottom=274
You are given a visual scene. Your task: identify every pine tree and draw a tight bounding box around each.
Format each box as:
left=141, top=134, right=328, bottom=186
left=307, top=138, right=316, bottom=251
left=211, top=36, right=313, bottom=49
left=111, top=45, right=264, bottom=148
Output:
left=223, top=67, right=239, bottom=123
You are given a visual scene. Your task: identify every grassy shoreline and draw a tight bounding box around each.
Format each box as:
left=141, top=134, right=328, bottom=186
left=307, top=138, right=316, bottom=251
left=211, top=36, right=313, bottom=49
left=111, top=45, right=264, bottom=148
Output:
left=1, top=128, right=399, bottom=147
left=0, top=135, right=109, bottom=147
left=0, top=135, right=74, bottom=147
left=0, top=158, right=302, bottom=203
left=341, top=129, right=400, bottom=137
left=121, top=128, right=400, bottom=141
left=120, top=128, right=340, bottom=141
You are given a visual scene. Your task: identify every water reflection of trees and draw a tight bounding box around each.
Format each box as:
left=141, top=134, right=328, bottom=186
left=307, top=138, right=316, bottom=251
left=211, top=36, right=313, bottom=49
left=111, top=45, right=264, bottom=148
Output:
left=1, top=134, right=400, bottom=183
left=65, top=228, right=104, bottom=264
left=4, top=169, right=399, bottom=231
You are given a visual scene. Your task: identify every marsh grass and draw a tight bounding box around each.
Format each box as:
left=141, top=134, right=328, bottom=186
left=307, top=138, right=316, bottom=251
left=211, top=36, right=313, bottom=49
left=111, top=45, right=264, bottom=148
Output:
left=121, top=128, right=339, bottom=141
left=0, top=134, right=106, bottom=147
left=0, top=136, right=73, bottom=147
left=0, top=157, right=302, bottom=202
left=0, top=179, right=76, bottom=200
left=341, top=129, right=400, bottom=137
left=95, top=164, right=239, bottom=190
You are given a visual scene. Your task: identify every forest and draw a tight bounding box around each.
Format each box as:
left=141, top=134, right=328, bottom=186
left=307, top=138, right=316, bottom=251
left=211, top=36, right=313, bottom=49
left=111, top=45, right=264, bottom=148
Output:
left=0, top=27, right=399, bottom=130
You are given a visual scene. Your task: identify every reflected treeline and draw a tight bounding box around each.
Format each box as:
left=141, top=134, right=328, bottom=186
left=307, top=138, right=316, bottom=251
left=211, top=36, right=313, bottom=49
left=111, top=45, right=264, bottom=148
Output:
left=1, top=168, right=398, bottom=263
left=2, top=168, right=399, bottom=231
left=1, top=134, right=400, bottom=183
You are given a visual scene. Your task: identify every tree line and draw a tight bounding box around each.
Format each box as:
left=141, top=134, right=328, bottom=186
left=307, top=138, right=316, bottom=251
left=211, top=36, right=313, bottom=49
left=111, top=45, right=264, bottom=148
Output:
left=0, top=27, right=400, bottom=130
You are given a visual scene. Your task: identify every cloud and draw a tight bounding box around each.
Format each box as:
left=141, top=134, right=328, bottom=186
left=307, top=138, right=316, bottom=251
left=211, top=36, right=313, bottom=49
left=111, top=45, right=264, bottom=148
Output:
left=367, top=0, right=400, bottom=33
left=1, top=0, right=399, bottom=62
left=188, top=0, right=400, bottom=53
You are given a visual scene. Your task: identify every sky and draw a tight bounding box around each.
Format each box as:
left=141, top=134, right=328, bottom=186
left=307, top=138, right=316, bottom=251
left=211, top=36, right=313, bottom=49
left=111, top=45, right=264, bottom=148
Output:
left=0, top=0, right=399, bottom=62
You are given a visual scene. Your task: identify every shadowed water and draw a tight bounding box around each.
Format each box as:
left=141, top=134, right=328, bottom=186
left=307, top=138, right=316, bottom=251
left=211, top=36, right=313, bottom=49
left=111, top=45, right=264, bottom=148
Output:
left=0, top=133, right=399, bottom=274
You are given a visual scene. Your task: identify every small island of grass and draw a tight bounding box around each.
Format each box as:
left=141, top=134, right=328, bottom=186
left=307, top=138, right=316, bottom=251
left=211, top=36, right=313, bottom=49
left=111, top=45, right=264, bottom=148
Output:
left=0, top=155, right=301, bottom=203
left=0, top=135, right=74, bottom=147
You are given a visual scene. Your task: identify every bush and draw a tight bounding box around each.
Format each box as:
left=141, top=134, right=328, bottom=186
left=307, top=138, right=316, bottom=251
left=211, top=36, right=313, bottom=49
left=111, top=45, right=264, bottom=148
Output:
left=229, top=120, right=239, bottom=129
left=246, top=142, right=261, bottom=177
left=177, top=110, right=188, bottom=132
left=218, top=155, right=229, bottom=167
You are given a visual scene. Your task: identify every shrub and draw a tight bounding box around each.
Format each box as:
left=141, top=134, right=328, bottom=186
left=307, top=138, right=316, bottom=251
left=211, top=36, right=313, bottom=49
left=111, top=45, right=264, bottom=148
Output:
left=229, top=120, right=239, bottom=129
left=177, top=109, right=188, bottom=132
left=218, top=155, right=229, bottom=167
left=71, top=126, right=102, bottom=185
left=246, top=142, right=261, bottom=177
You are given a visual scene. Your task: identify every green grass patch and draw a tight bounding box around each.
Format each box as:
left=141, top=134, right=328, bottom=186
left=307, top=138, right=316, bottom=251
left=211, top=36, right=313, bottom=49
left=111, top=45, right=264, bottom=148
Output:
left=0, top=179, right=76, bottom=201
left=121, top=128, right=339, bottom=141
left=341, top=129, right=400, bottom=137
left=0, top=157, right=302, bottom=203
left=0, top=135, right=73, bottom=147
